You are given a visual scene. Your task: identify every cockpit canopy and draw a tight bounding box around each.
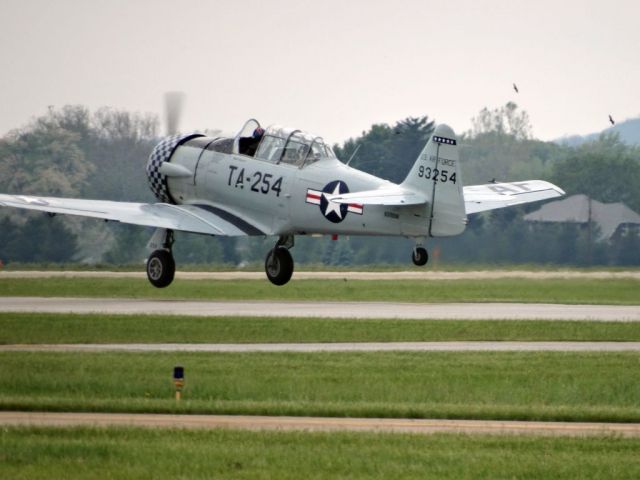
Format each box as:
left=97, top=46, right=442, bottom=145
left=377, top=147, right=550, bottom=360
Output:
left=234, top=119, right=335, bottom=167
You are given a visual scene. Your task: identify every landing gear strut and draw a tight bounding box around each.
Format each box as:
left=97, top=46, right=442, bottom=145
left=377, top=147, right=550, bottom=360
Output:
left=265, top=235, right=294, bottom=286
left=412, top=246, right=429, bottom=266
left=146, top=229, right=176, bottom=288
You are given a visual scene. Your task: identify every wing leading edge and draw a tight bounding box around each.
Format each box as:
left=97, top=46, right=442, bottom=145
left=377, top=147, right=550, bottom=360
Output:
left=0, top=194, right=265, bottom=236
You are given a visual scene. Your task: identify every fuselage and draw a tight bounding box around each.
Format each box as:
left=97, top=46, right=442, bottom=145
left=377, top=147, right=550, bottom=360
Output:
left=163, top=136, right=430, bottom=237
left=147, top=120, right=430, bottom=237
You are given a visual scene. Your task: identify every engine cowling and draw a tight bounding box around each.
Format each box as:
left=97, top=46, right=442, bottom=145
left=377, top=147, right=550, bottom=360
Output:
left=146, top=133, right=203, bottom=203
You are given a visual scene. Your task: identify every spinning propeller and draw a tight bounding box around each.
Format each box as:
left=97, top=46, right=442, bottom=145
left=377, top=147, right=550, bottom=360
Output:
left=164, top=91, right=185, bottom=136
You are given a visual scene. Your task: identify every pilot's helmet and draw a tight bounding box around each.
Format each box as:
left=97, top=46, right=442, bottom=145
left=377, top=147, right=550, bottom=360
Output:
left=253, top=127, right=265, bottom=139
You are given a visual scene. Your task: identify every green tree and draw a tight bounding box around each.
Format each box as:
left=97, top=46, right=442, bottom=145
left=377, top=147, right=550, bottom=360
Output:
left=461, top=103, right=560, bottom=185
left=470, top=101, right=532, bottom=139
left=0, top=215, right=77, bottom=263
left=0, top=106, right=160, bottom=263
left=551, top=133, right=640, bottom=212
left=0, top=110, right=91, bottom=198
left=85, top=107, right=158, bottom=202
left=335, top=116, right=434, bottom=183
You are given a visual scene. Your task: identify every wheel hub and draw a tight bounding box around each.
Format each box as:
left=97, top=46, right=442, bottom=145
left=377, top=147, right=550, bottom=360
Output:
left=267, top=255, right=281, bottom=276
left=148, top=257, right=163, bottom=280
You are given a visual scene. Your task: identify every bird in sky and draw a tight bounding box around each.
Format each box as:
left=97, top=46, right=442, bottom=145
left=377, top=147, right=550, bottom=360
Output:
left=513, top=83, right=519, bottom=93
left=609, top=114, right=615, bottom=125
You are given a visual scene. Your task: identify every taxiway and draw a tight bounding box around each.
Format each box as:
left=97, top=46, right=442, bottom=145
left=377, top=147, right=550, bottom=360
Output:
left=3, top=341, right=640, bottom=353
left=2, top=411, right=639, bottom=437
left=1, top=297, right=638, bottom=320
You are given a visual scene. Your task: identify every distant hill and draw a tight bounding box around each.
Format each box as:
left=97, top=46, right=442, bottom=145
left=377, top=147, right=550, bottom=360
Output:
left=555, top=116, right=640, bottom=147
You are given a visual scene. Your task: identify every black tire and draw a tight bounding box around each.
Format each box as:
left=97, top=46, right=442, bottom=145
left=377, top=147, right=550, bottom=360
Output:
left=411, top=247, right=428, bottom=266
left=265, top=247, right=294, bottom=286
left=146, top=250, right=175, bottom=288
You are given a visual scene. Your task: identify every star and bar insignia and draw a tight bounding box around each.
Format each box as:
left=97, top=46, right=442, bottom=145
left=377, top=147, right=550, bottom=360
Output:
left=306, top=180, right=363, bottom=223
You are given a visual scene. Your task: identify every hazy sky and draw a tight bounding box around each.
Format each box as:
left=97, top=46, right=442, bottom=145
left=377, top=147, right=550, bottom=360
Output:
left=1, top=0, right=638, bottom=143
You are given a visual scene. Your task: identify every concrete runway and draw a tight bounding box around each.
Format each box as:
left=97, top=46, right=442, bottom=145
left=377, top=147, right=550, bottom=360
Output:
left=4, top=341, right=640, bottom=353
left=2, top=411, right=639, bottom=437
left=1, top=296, right=638, bottom=320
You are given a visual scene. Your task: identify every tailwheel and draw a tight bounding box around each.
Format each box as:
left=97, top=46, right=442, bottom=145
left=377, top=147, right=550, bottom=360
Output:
left=146, top=249, right=176, bottom=288
left=265, top=247, right=294, bottom=286
left=411, top=247, right=429, bottom=266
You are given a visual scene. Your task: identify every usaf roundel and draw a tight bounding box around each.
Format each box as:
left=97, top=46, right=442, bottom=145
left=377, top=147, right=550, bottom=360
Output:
left=306, top=180, right=363, bottom=223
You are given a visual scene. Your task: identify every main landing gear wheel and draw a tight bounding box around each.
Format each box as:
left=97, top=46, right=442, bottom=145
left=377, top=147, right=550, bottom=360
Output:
left=146, top=250, right=175, bottom=288
left=412, top=247, right=429, bottom=266
left=265, top=247, right=294, bottom=286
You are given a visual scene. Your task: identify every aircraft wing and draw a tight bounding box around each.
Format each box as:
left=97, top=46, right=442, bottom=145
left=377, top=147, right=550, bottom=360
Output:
left=463, top=180, right=564, bottom=214
left=328, top=186, right=428, bottom=206
left=0, top=194, right=265, bottom=236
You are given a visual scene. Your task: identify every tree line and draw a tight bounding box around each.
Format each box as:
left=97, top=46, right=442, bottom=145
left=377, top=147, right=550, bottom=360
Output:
left=1, top=103, right=639, bottom=267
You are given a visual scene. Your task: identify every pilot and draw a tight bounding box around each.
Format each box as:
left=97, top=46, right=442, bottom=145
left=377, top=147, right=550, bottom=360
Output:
left=253, top=127, right=265, bottom=140
left=244, top=127, right=265, bottom=157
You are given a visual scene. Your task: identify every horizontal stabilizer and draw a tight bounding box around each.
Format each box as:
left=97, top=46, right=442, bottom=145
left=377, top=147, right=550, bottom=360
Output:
left=0, top=194, right=265, bottom=236
left=327, top=186, right=427, bottom=206
left=464, top=180, right=565, bottom=214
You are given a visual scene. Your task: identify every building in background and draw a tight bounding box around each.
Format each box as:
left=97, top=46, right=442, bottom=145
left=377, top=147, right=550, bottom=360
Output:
left=524, top=194, right=640, bottom=264
left=524, top=194, right=640, bottom=241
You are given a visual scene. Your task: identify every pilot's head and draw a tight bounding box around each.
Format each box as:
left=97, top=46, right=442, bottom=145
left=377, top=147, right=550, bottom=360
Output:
left=253, top=127, right=265, bottom=139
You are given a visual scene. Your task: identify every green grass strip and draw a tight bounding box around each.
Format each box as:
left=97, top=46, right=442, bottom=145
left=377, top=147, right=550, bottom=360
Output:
left=2, top=427, right=640, bottom=479
left=2, top=351, right=639, bottom=423
left=1, top=277, right=639, bottom=304
left=3, top=313, right=640, bottom=344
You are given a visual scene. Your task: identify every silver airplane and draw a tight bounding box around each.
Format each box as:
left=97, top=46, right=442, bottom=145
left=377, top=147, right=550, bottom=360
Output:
left=0, top=118, right=564, bottom=287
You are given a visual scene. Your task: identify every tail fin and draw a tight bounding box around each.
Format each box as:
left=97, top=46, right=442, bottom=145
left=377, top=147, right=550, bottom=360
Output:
left=401, top=124, right=466, bottom=236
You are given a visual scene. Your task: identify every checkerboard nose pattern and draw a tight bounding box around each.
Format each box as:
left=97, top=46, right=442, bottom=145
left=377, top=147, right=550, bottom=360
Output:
left=146, top=134, right=185, bottom=203
left=146, top=134, right=204, bottom=203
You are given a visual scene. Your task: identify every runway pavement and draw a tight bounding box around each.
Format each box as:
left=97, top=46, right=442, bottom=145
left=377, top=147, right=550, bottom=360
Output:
left=2, top=411, right=639, bottom=437
left=1, top=297, right=638, bottom=320
left=3, top=341, right=640, bottom=353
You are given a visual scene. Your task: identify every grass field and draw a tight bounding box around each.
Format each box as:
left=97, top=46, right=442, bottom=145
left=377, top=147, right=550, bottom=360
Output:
left=2, top=273, right=638, bottom=477
left=1, top=277, right=639, bottom=304
left=2, top=351, right=639, bottom=422
left=3, top=313, right=640, bottom=344
left=2, top=427, right=640, bottom=479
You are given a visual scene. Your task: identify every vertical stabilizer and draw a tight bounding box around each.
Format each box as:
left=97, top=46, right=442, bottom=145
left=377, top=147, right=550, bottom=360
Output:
left=401, top=124, right=466, bottom=236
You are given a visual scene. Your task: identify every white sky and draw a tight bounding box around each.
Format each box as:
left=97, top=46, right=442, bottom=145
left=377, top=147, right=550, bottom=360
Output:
left=1, top=0, right=638, bottom=143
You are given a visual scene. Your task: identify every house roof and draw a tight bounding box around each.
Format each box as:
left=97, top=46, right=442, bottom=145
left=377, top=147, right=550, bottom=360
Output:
left=523, top=194, right=640, bottom=240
